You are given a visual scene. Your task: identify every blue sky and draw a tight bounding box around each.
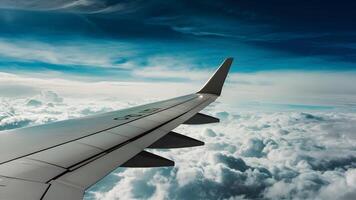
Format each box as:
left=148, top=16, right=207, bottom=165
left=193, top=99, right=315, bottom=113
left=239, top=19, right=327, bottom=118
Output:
left=0, top=0, right=356, bottom=80
left=0, top=0, right=356, bottom=108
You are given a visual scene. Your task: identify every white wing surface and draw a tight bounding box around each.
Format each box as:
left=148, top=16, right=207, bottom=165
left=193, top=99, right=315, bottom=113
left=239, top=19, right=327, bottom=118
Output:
left=0, top=58, right=233, bottom=200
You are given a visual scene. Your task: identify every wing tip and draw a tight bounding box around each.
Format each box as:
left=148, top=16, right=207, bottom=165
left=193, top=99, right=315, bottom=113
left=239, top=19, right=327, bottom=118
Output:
left=197, top=57, right=233, bottom=96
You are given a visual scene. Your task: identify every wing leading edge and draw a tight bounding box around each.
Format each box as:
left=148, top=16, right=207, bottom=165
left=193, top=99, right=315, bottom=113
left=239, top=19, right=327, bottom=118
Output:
left=0, top=58, right=233, bottom=200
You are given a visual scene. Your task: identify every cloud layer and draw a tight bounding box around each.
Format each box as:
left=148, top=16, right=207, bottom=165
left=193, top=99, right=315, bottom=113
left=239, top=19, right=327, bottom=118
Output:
left=0, top=83, right=355, bottom=200
left=83, top=108, right=356, bottom=200
left=2, top=70, right=356, bottom=108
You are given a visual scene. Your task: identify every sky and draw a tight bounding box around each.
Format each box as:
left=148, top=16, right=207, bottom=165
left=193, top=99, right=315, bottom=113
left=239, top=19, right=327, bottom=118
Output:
left=0, top=0, right=356, bottom=106
left=0, top=1, right=356, bottom=200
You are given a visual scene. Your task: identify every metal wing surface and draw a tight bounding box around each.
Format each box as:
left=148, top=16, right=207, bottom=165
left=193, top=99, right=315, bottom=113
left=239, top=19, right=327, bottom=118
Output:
left=0, top=58, right=233, bottom=200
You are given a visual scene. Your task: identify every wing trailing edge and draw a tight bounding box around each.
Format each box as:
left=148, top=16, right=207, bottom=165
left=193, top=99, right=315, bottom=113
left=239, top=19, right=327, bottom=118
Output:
left=197, top=57, right=233, bottom=96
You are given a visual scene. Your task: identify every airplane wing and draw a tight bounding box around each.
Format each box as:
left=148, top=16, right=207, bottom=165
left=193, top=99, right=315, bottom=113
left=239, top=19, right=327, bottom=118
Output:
left=0, top=58, right=233, bottom=200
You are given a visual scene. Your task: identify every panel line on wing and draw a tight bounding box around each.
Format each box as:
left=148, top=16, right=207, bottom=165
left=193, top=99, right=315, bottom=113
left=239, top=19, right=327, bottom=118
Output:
left=75, top=142, right=105, bottom=151
left=26, top=158, right=67, bottom=170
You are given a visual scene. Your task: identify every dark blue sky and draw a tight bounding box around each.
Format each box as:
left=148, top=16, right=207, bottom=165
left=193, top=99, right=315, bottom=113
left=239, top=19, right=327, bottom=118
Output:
left=0, top=0, right=356, bottom=79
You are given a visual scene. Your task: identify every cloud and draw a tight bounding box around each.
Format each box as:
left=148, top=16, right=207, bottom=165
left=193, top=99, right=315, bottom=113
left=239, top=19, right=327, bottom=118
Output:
left=223, top=71, right=356, bottom=107
left=2, top=69, right=356, bottom=109
left=0, top=0, right=77, bottom=11
left=0, top=0, right=140, bottom=14
left=83, top=110, right=356, bottom=200
left=0, top=39, right=135, bottom=69
left=131, top=56, right=211, bottom=81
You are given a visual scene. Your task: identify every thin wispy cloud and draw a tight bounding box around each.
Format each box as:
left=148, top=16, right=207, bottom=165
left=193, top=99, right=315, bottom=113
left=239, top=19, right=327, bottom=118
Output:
left=0, top=39, right=135, bottom=68
left=0, top=0, right=140, bottom=13
left=1, top=71, right=356, bottom=108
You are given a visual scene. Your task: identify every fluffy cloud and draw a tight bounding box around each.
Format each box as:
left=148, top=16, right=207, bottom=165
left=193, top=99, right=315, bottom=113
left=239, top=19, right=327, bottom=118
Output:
left=83, top=108, right=356, bottom=200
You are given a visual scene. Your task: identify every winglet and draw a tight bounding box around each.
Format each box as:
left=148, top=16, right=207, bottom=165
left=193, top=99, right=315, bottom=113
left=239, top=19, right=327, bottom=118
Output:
left=197, top=57, right=233, bottom=96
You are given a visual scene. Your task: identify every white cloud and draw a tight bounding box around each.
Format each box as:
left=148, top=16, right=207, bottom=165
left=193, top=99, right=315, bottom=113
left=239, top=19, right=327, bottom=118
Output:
left=2, top=69, right=356, bottom=113
left=0, top=0, right=138, bottom=13
left=223, top=71, right=356, bottom=106
left=133, top=65, right=209, bottom=80
left=84, top=109, right=356, bottom=200
left=346, top=169, right=356, bottom=187
left=0, top=39, right=134, bottom=68
left=132, top=56, right=210, bottom=80
left=131, top=57, right=356, bottom=106
left=0, top=72, right=196, bottom=100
